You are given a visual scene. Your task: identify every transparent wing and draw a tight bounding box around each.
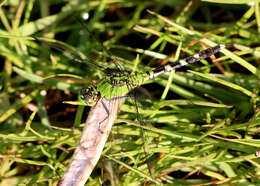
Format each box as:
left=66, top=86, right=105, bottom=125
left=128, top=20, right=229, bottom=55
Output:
left=34, top=36, right=108, bottom=72
left=76, top=18, right=127, bottom=72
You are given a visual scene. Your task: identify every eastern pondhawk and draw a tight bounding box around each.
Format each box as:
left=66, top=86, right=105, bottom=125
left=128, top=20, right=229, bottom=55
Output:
left=76, top=44, right=225, bottom=183
left=79, top=44, right=225, bottom=109
left=40, top=25, right=225, bottom=184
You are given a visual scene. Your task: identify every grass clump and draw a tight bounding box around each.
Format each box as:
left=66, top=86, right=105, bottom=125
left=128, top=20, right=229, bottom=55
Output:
left=0, top=0, right=259, bottom=185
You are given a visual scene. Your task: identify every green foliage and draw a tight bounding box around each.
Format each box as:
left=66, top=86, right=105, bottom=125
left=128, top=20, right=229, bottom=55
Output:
left=0, top=0, right=259, bottom=185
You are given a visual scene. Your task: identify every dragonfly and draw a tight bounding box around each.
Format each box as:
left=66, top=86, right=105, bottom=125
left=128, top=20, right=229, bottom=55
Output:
left=45, top=24, right=225, bottom=184
left=76, top=44, right=225, bottom=183
left=79, top=44, right=225, bottom=108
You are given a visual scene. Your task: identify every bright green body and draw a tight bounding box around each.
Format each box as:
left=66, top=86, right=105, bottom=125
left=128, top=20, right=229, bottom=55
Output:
left=96, top=72, right=149, bottom=99
left=79, top=45, right=224, bottom=105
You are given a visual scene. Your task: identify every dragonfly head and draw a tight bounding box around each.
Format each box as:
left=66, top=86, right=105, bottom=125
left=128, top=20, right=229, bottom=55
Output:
left=79, top=85, right=100, bottom=106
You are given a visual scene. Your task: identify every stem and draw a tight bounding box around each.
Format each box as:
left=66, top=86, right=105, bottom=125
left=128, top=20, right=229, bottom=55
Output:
left=58, top=98, right=122, bottom=186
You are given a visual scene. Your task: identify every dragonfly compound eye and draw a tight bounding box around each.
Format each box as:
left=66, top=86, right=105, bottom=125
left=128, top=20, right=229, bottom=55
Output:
left=79, top=86, right=100, bottom=106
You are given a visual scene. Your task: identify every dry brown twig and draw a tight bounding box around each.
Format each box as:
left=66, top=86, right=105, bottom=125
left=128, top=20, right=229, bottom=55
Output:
left=57, top=98, right=122, bottom=186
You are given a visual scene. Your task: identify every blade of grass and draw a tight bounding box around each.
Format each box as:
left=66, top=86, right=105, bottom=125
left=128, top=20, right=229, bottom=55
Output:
left=188, top=70, right=255, bottom=97
left=0, top=89, right=39, bottom=123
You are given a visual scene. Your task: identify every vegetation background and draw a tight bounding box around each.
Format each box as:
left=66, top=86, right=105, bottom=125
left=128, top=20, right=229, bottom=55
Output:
left=0, top=0, right=259, bottom=185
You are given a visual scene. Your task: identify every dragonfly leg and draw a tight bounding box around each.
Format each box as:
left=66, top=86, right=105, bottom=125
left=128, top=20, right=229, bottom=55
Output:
left=98, top=95, right=132, bottom=132
left=131, top=92, right=154, bottom=180
left=98, top=100, right=110, bottom=132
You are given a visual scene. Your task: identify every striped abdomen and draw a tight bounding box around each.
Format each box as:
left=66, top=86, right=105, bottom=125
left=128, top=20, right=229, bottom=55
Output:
left=147, top=45, right=225, bottom=79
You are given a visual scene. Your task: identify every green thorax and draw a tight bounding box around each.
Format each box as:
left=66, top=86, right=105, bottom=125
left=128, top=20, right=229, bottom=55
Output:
left=96, top=71, right=149, bottom=99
